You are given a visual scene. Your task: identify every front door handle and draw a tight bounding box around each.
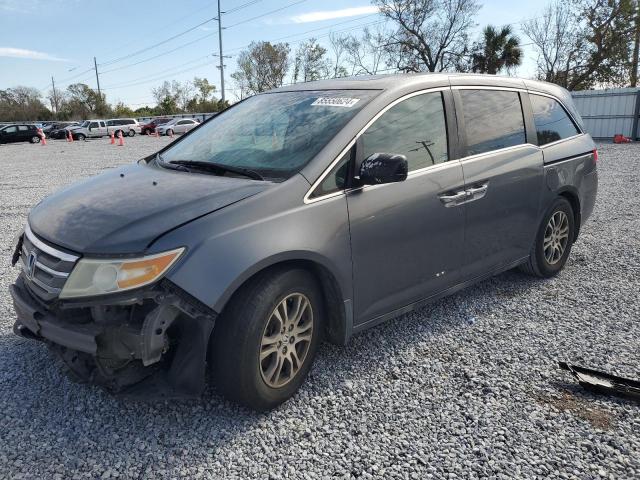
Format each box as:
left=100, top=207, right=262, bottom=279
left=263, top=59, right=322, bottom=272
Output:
left=438, top=190, right=467, bottom=207
left=466, top=183, right=489, bottom=201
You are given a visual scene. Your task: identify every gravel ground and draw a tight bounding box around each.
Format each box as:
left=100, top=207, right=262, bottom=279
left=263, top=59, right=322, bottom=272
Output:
left=0, top=137, right=639, bottom=479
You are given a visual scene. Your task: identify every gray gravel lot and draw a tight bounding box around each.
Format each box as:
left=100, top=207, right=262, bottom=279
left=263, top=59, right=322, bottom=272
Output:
left=0, top=137, right=639, bottom=479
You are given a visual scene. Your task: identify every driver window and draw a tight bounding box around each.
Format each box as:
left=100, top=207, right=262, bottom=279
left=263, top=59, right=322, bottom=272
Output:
left=361, top=92, right=448, bottom=171
left=89, top=122, right=98, bottom=128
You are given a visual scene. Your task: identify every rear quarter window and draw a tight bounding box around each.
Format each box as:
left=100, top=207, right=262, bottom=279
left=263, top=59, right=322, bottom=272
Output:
left=460, top=90, right=526, bottom=156
left=529, top=94, right=580, bottom=145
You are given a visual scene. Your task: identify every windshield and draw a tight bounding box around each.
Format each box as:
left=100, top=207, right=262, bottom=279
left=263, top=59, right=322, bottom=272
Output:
left=159, top=90, right=376, bottom=181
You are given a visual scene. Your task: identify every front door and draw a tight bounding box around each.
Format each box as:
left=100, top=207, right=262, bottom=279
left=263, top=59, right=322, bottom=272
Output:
left=347, top=90, right=466, bottom=324
left=454, top=88, right=544, bottom=280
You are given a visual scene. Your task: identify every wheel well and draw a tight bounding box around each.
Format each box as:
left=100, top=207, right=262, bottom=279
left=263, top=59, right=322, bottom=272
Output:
left=220, top=260, right=347, bottom=346
left=559, top=191, right=581, bottom=241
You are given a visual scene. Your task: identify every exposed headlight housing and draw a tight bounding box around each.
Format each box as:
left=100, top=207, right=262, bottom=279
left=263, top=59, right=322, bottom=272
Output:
left=59, top=248, right=184, bottom=299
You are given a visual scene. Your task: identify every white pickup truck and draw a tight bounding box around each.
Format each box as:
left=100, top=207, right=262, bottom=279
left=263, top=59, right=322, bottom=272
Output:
left=68, top=120, right=108, bottom=140
left=68, top=118, right=141, bottom=140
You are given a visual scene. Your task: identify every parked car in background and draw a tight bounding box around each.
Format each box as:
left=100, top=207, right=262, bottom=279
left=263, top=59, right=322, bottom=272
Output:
left=10, top=74, right=597, bottom=410
left=44, top=122, right=78, bottom=138
left=68, top=120, right=108, bottom=140
left=156, top=118, right=199, bottom=136
left=0, top=124, right=41, bottom=144
left=140, top=117, right=171, bottom=135
left=49, top=122, right=80, bottom=139
left=106, top=118, right=140, bottom=137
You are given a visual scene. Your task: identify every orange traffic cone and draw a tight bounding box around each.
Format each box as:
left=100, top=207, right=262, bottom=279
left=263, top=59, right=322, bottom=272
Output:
left=110, top=131, right=115, bottom=144
left=168, top=129, right=174, bottom=138
left=118, top=131, right=124, bottom=146
left=155, top=129, right=159, bottom=138
left=67, top=130, right=73, bottom=142
left=38, top=128, right=47, bottom=145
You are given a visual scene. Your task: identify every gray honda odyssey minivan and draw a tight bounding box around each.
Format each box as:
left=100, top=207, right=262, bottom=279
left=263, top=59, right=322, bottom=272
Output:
left=10, top=73, right=597, bottom=409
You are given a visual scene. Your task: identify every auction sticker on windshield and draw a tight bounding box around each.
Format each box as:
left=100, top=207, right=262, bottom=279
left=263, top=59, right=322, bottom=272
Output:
left=311, top=97, right=360, bottom=107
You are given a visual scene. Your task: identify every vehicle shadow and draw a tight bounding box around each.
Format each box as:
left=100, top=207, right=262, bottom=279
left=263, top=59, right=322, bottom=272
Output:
left=0, top=268, right=546, bottom=476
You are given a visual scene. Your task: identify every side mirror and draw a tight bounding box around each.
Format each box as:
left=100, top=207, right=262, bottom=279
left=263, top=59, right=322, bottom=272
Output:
left=358, top=153, right=408, bottom=186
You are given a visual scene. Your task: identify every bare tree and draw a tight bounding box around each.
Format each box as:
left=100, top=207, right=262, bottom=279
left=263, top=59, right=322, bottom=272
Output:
left=374, top=0, right=479, bottom=72
left=524, top=0, right=636, bottom=89
left=328, top=33, right=350, bottom=78
left=343, top=25, right=392, bottom=75
left=293, top=38, right=331, bottom=83
left=231, top=41, right=291, bottom=96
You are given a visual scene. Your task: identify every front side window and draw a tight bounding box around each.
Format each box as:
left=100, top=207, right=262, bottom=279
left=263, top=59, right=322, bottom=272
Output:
left=89, top=122, right=98, bottom=129
left=530, top=94, right=580, bottom=145
left=460, top=90, right=526, bottom=156
left=310, top=149, right=352, bottom=198
left=160, top=90, right=376, bottom=181
left=360, top=92, right=449, bottom=171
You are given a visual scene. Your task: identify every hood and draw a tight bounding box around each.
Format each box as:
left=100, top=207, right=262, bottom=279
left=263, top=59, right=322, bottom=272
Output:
left=28, top=163, right=271, bottom=254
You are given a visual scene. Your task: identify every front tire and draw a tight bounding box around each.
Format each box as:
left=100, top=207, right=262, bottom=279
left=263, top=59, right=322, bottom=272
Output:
left=521, top=197, right=575, bottom=278
left=76, top=133, right=86, bottom=141
left=211, top=268, right=323, bottom=410
left=166, top=129, right=173, bottom=136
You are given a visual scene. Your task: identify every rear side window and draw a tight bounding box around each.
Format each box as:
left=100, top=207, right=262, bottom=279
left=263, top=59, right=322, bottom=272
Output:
left=460, top=90, right=526, bottom=156
left=361, top=92, right=449, bottom=171
left=530, top=94, right=580, bottom=145
left=18, top=126, right=29, bottom=131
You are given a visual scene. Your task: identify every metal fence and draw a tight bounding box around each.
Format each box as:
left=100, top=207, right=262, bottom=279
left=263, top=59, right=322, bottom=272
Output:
left=571, top=88, right=640, bottom=140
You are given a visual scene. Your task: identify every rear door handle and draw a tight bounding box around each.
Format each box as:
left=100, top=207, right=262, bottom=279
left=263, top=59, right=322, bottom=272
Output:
left=438, top=190, right=467, bottom=207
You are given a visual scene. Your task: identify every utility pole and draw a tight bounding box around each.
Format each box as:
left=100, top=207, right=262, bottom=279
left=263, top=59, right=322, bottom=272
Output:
left=93, top=56, right=103, bottom=110
left=51, top=75, right=58, bottom=119
left=217, top=0, right=225, bottom=104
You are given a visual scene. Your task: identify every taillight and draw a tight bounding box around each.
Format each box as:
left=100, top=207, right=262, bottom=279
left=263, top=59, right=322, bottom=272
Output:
left=593, top=148, right=598, bottom=163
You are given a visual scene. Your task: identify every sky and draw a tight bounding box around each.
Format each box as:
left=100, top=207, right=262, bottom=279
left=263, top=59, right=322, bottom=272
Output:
left=0, top=0, right=544, bottom=108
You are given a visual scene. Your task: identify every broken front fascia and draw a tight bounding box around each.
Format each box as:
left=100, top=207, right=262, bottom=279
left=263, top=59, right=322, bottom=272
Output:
left=11, top=274, right=217, bottom=399
left=559, top=362, right=640, bottom=403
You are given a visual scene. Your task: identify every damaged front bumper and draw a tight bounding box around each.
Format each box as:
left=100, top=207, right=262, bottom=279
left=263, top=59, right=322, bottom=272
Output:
left=10, top=275, right=217, bottom=399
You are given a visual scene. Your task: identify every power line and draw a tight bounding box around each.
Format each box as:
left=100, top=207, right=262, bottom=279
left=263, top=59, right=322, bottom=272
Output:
left=225, top=0, right=310, bottom=28
left=102, top=60, right=215, bottom=90
left=100, top=31, right=220, bottom=75
left=102, top=54, right=215, bottom=89
left=223, top=0, right=263, bottom=15
left=100, top=16, right=217, bottom=67
left=225, top=15, right=384, bottom=54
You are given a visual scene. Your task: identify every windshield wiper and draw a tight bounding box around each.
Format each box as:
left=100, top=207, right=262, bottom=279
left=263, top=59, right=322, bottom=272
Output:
left=168, top=160, right=264, bottom=181
left=155, top=153, right=191, bottom=172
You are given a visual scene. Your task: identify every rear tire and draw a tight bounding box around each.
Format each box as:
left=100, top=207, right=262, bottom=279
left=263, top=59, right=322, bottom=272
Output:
left=211, top=268, right=323, bottom=411
left=128, top=129, right=136, bottom=137
left=30, top=136, right=40, bottom=144
left=520, top=197, right=575, bottom=278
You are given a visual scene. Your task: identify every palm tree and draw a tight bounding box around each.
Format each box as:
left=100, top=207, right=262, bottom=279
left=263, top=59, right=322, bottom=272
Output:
left=471, top=25, right=523, bottom=74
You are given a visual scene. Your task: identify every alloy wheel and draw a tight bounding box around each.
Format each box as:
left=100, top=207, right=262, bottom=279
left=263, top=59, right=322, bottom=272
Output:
left=260, top=293, right=313, bottom=388
left=543, top=211, right=569, bottom=265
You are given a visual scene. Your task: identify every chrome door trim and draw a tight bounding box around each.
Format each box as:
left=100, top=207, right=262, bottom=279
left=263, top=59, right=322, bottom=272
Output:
left=303, top=86, right=450, bottom=205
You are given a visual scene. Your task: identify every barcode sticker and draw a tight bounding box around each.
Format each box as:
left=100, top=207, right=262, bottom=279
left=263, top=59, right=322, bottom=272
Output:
left=311, top=97, right=360, bottom=108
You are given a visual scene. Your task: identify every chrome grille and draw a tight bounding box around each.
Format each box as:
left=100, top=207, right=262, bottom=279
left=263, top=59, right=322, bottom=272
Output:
left=20, top=224, right=79, bottom=302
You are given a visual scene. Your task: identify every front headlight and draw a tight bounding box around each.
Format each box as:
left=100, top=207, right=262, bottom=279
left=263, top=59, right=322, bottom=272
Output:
left=59, top=248, right=184, bottom=299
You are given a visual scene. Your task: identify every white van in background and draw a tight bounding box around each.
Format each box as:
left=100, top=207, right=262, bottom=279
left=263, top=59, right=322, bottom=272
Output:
left=106, top=118, right=140, bottom=137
